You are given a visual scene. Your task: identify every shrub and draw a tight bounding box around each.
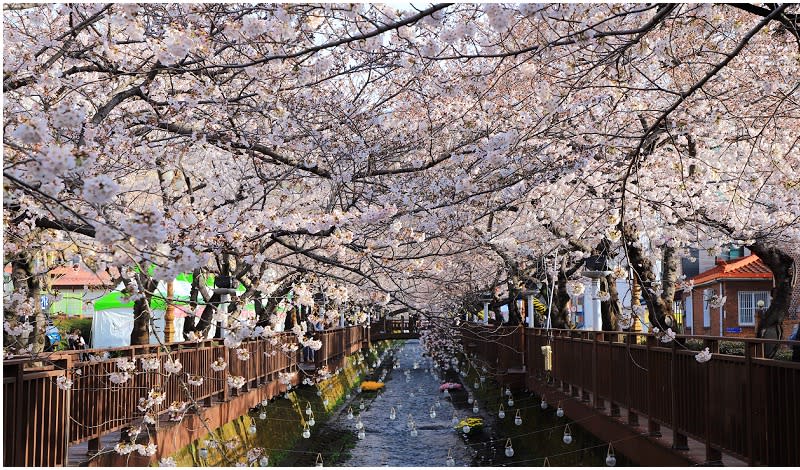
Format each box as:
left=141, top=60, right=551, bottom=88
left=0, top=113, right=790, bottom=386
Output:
left=719, top=341, right=745, bottom=356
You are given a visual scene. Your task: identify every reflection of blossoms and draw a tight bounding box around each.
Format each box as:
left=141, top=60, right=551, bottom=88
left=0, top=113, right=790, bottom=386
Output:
left=695, top=348, right=712, bottom=363
left=617, top=314, right=633, bottom=329
left=159, top=457, right=177, bottom=467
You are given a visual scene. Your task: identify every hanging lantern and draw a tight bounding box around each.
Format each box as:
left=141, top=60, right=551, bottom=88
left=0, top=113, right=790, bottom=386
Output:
left=480, top=375, right=486, bottom=383
left=259, top=455, right=269, bottom=467
left=316, top=390, right=322, bottom=397
left=389, top=407, right=397, bottom=420
left=355, top=418, right=364, bottom=430
left=474, top=381, right=480, bottom=389
left=357, top=429, right=366, bottom=440
left=345, top=392, right=351, bottom=400
left=308, top=411, right=316, bottom=427
left=462, top=424, right=471, bottom=434
left=302, top=425, right=311, bottom=439
left=540, top=397, right=548, bottom=410
left=410, top=423, right=418, bottom=437
left=259, top=412, right=267, bottom=420
left=451, top=413, right=459, bottom=426
left=347, top=407, right=354, bottom=420
left=359, top=400, right=365, bottom=411
left=199, top=447, right=209, bottom=459
left=446, top=448, right=455, bottom=467
left=508, top=396, right=515, bottom=407
left=556, top=403, right=564, bottom=418
left=505, top=387, right=512, bottom=397
left=505, top=438, right=515, bottom=457
left=248, top=423, right=257, bottom=434
left=498, top=404, right=506, bottom=419
left=306, top=403, right=313, bottom=416
left=430, top=406, right=437, bottom=419
left=435, top=399, right=441, bottom=408
left=514, top=410, right=522, bottom=426
left=472, top=401, right=479, bottom=414
left=467, top=394, right=474, bottom=405
left=443, top=389, right=450, bottom=398
left=563, top=425, right=573, bottom=444
left=323, top=398, right=329, bottom=407
left=315, top=453, right=324, bottom=467
left=605, top=444, right=616, bottom=466
left=261, top=399, right=269, bottom=407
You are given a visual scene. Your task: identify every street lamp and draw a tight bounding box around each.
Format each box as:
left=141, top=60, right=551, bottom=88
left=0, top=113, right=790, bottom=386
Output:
left=583, top=255, right=612, bottom=331
left=521, top=280, right=542, bottom=328
left=214, top=275, right=239, bottom=338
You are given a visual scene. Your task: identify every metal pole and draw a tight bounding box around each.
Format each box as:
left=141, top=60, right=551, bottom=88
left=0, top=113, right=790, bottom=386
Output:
left=526, top=295, right=535, bottom=328
left=483, top=302, right=489, bottom=325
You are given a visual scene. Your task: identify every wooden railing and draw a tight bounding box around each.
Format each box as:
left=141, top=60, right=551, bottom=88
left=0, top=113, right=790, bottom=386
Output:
left=3, top=326, right=365, bottom=467
left=461, top=324, right=800, bottom=466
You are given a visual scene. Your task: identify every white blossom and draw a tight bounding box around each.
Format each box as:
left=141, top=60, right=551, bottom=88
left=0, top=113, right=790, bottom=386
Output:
left=695, top=347, right=713, bottom=363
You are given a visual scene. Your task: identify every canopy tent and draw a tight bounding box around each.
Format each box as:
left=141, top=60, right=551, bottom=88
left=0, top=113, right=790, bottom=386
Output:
left=90, top=274, right=255, bottom=348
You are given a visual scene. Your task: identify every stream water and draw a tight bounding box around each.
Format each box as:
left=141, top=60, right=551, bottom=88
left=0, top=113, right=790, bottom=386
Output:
left=342, top=340, right=474, bottom=466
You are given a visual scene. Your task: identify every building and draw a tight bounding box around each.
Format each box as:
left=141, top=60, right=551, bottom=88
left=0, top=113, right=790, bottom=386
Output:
left=684, top=254, right=775, bottom=338
left=47, top=266, right=113, bottom=318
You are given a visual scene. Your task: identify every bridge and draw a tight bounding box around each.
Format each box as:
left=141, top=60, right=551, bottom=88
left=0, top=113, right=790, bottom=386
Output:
left=6, top=321, right=798, bottom=466
left=369, top=319, right=423, bottom=341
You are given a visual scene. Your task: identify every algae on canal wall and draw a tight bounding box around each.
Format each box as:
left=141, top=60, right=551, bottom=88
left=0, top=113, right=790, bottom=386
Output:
left=163, top=341, right=398, bottom=467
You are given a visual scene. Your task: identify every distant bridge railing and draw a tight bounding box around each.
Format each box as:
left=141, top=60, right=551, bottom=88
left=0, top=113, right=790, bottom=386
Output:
left=369, top=319, right=423, bottom=340
left=460, top=323, right=800, bottom=466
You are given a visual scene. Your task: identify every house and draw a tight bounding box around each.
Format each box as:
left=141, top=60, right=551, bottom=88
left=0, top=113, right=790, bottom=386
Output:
left=683, top=254, right=777, bottom=338
left=47, top=266, right=113, bottom=318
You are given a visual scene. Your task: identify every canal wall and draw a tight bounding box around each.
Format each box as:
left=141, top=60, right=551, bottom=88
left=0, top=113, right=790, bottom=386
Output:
left=162, top=341, right=397, bottom=467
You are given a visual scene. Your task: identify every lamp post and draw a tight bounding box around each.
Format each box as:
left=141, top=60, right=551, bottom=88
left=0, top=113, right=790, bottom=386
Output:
left=164, top=280, right=175, bottom=343
left=214, top=275, right=238, bottom=339
left=522, top=281, right=542, bottom=328
left=479, top=292, right=493, bottom=325
left=583, top=255, right=612, bottom=331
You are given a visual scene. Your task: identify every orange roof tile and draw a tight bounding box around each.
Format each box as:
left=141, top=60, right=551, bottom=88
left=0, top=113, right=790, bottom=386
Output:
left=690, top=254, right=773, bottom=286
left=49, top=266, right=112, bottom=287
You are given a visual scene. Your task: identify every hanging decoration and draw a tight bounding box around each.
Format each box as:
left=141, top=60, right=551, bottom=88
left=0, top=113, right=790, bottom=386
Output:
left=498, top=404, right=506, bottom=419
left=389, top=406, right=397, bottom=420
left=606, top=443, right=617, bottom=466
left=315, top=453, right=324, bottom=467
left=446, top=448, right=455, bottom=467
left=563, top=424, right=573, bottom=444
left=514, top=409, right=522, bottom=426
left=505, top=438, right=515, bottom=457
left=540, top=396, right=548, bottom=409
left=556, top=403, right=564, bottom=418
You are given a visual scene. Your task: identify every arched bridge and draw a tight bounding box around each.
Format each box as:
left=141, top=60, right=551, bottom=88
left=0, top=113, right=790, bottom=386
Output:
left=370, top=319, right=423, bottom=341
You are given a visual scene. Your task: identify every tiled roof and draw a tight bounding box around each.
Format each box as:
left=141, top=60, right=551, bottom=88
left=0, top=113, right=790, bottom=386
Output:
left=690, top=254, right=773, bottom=285
left=49, top=266, right=112, bottom=287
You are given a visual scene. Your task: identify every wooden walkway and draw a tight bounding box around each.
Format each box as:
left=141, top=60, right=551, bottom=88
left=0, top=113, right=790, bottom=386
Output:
left=460, top=324, right=800, bottom=466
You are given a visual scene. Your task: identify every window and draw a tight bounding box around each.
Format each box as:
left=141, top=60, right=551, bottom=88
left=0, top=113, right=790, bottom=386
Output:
left=703, top=289, right=712, bottom=328
left=738, top=291, right=770, bottom=326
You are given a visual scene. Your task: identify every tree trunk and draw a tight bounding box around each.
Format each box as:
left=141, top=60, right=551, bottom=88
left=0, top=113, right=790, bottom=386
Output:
left=601, top=275, right=621, bottom=331
left=621, top=223, right=680, bottom=331
left=130, top=274, right=157, bottom=345
left=748, top=242, right=794, bottom=357
left=7, top=254, right=44, bottom=353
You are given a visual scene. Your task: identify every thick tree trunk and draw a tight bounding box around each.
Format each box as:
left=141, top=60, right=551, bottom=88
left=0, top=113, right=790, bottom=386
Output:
left=621, top=223, right=680, bottom=331
left=130, top=275, right=157, bottom=345
left=553, top=268, right=573, bottom=329
left=7, top=255, right=44, bottom=353
left=197, top=292, right=221, bottom=337
left=601, top=275, right=621, bottom=331
left=748, top=242, right=794, bottom=357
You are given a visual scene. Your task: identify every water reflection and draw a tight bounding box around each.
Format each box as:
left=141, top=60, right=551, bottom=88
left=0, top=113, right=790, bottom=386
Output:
left=342, top=340, right=474, bottom=467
